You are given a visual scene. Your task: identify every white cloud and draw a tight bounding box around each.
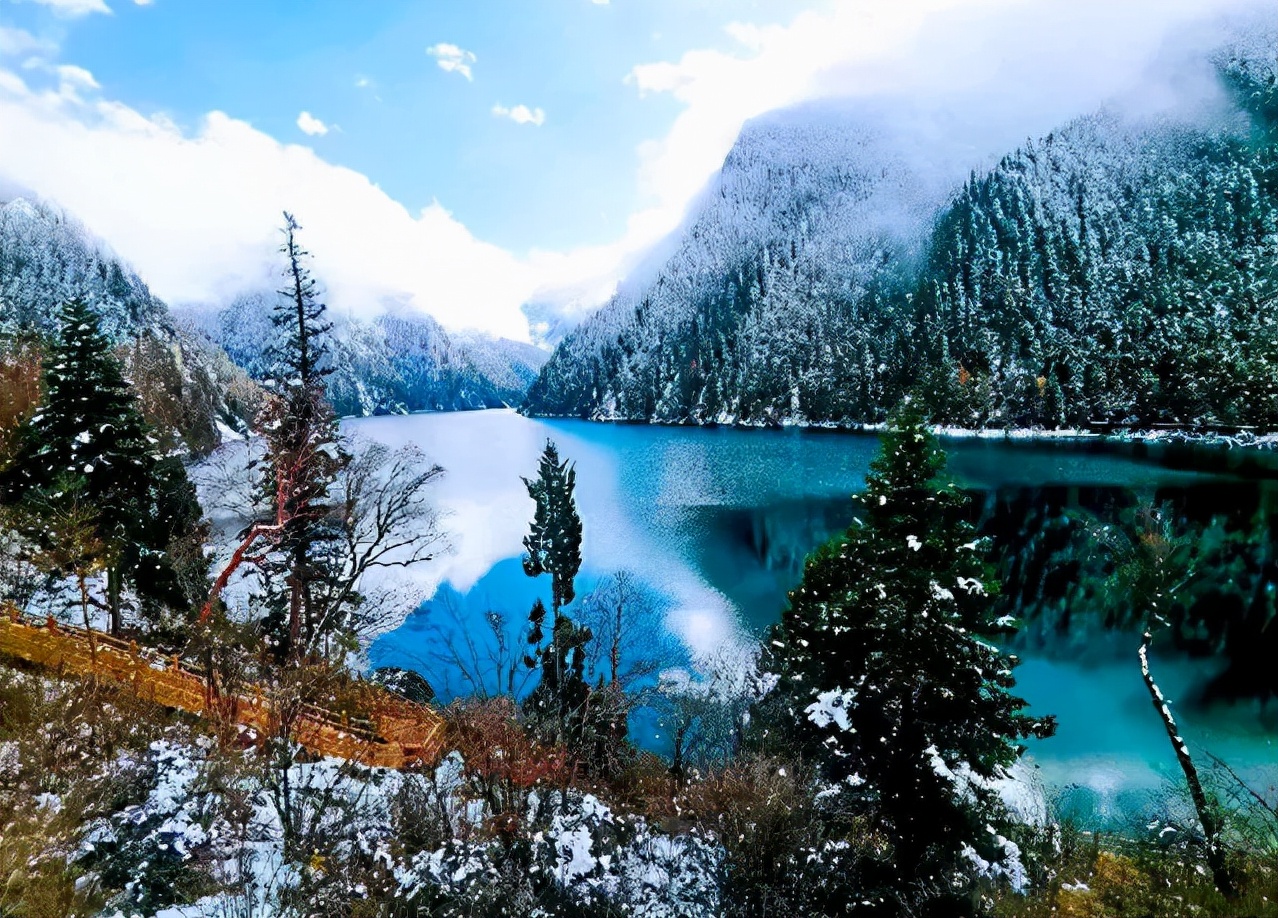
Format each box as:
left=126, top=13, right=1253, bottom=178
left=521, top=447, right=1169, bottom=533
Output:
left=55, top=63, right=97, bottom=89
left=0, top=27, right=56, bottom=58
left=491, top=102, right=545, bottom=126
left=295, top=110, right=328, bottom=136
left=0, top=68, right=27, bottom=96
left=1, top=58, right=103, bottom=103
left=354, top=74, right=371, bottom=88
left=427, top=42, right=476, bottom=81
left=133, top=0, right=154, bottom=5
left=0, top=70, right=571, bottom=339
left=28, top=0, right=112, bottom=17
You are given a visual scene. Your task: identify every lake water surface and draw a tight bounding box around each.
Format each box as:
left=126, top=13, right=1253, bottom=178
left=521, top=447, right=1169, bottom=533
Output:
left=353, top=410, right=1278, bottom=820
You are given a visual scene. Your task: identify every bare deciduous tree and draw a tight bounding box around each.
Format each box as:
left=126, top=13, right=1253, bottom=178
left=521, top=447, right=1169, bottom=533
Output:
left=412, top=600, right=538, bottom=702
left=304, top=439, right=446, bottom=656
left=1099, top=505, right=1236, bottom=900
left=657, top=646, right=761, bottom=783
left=201, top=434, right=445, bottom=660
left=578, top=570, right=677, bottom=692
left=199, top=389, right=336, bottom=627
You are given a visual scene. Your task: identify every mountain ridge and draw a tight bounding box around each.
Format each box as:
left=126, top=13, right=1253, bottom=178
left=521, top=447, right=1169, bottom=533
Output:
left=523, top=47, right=1278, bottom=431
left=0, top=196, right=260, bottom=455
left=176, top=295, right=548, bottom=418
left=0, top=194, right=549, bottom=435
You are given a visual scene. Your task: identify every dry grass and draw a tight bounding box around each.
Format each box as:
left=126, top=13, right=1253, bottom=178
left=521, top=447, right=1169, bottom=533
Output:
left=989, top=833, right=1278, bottom=918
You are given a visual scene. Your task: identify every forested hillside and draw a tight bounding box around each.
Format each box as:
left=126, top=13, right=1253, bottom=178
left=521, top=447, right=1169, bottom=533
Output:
left=526, top=53, right=1278, bottom=430
left=0, top=195, right=546, bottom=431
left=180, top=295, right=546, bottom=418
left=523, top=101, right=949, bottom=424
left=0, top=198, right=259, bottom=454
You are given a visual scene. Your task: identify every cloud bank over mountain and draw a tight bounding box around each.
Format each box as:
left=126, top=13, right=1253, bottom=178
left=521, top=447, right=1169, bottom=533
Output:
left=0, top=0, right=1267, bottom=341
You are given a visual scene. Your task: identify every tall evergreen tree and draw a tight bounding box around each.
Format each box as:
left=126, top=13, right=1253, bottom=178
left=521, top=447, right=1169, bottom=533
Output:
left=522, top=440, right=583, bottom=619
left=269, top=212, right=332, bottom=390
left=1, top=298, right=204, bottom=633
left=256, top=214, right=347, bottom=662
left=521, top=440, right=591, bottom=748
left=758, top=400, right=1055, bottom=905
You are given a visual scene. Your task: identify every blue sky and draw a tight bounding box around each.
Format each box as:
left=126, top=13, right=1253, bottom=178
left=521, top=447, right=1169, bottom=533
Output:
left=0, top=0, right=1263, bottom=338
left=3, top=0, right=799, bottom=251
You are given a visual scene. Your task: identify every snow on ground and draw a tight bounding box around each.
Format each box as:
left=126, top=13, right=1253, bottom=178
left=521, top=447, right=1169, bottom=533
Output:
left=129, top=742, right=723, bottom=918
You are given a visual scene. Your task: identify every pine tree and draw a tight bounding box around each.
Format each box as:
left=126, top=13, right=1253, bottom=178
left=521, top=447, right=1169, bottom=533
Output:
left=758, top=400, right=1055, bottom=900
left=256, top=214, right=347, bottom=662
left=1, top=298, right=203, bottom=634
left=269, top=212, right=332, bottom=389
left=522, top=439, right=582, bottom=617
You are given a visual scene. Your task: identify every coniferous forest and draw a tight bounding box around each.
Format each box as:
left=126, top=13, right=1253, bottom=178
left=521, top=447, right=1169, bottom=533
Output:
left=4, top=7, right=1278, bottom=918
left=526, top=54, right=1278, bottom=431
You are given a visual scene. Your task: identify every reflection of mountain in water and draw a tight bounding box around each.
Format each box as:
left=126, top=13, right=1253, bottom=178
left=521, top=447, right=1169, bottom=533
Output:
left=701, top=478, right=1278, bottom=702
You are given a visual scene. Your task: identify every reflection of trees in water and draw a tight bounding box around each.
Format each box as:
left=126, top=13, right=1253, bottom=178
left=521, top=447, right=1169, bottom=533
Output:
left=743, top=501, right=855, bottom=573
left=988, top=482, right=1278, bottom=702
left=723, top=481, right=1278, bottom=702
left=980, top=481, right=1278, bottom=702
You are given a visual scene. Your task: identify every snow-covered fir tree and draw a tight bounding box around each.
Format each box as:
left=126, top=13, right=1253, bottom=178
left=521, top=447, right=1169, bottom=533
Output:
left=0, top=298, right=205, bottom=634
left=520, top=440, right=594, bottom=751
left=757, top=401, right=1056, bottom=909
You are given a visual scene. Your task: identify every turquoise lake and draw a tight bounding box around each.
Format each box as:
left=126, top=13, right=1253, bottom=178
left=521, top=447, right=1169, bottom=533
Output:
left=353, top=409, right=1278, bottom=820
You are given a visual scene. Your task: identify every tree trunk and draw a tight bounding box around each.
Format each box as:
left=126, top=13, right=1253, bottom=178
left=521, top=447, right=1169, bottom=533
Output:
left=551, top=599, right=565, bottom=747
left=1139, top=628, right=1235, bottom=899
left=78, top=573, right=98, bottom=672
left=288, top=543, right=305, bottom=662
left=199, top=521, right=282, bottom=622
left=670, top=720, right=688, bottom=784
left=107, top=565, right=122, bottom=636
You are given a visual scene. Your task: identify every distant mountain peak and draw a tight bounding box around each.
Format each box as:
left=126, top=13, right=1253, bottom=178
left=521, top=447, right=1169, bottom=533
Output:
left=178, top=293, right=548, bottom=418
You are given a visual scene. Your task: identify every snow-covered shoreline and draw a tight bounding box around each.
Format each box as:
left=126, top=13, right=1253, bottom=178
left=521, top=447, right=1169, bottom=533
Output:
left=522, top=409, right=1278, bottom=451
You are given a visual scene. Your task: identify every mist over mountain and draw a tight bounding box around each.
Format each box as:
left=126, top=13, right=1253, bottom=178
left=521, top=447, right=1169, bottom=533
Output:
left=0, top=190, right=547, bottom=431
left=0, top=197, right=259, bottom=454
left=524, top=40, right=1278, bottom=430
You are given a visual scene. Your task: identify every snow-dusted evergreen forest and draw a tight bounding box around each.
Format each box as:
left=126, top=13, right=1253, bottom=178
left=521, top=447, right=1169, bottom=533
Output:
left=0, top=198, right=261, bottom=454
left=525, top=47, right=1278, bottom=430
left=179, top=297, right=546, bottom=418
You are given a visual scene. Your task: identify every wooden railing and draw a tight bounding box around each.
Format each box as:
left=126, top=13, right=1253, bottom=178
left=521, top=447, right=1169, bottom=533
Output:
left=0, top=610, right=446, bottom=770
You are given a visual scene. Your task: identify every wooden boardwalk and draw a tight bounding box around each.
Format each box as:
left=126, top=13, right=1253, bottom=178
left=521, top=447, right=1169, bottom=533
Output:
left=0, top=611, right=446, bottom=769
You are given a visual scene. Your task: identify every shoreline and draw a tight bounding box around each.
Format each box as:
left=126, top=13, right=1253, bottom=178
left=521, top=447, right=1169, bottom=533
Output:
left=518, top=408, right=1278, bottom=450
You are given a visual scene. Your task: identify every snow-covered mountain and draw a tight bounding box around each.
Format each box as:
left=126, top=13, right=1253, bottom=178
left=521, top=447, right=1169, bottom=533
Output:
left=0, top=191, right=547, bottom=429
left=524, top=98, right=960, bottom=424
left=525, top=45, right=1278, bottom=430
left=178, top=296, right=547, bottom=418
left=0, top=197, right=259, bottom=454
